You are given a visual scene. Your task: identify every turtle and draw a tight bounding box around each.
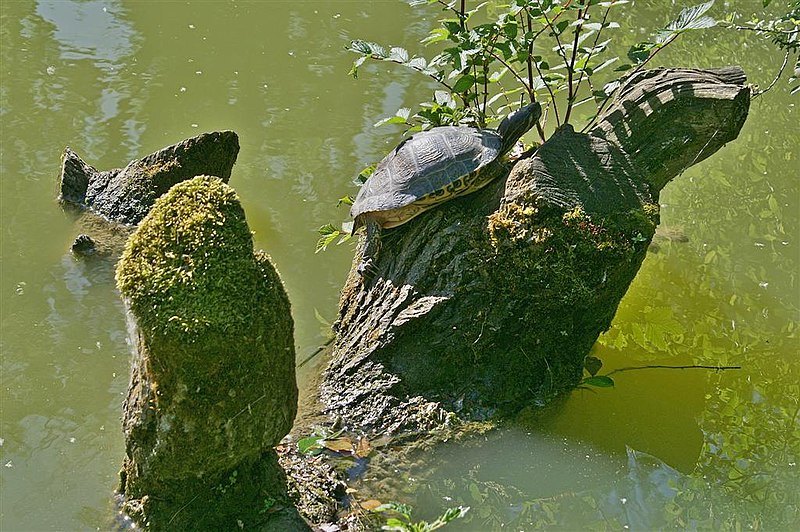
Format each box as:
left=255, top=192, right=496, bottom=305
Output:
left=350, top=101, right=542, bottom=275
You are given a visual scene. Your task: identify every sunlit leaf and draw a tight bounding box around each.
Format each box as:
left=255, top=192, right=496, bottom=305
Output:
left=337, top=195, right=354, bottom=207
left=423, top=27, right=450, bottom=45
left=389, top=47, right=409, bottom=63
left=323, top=437, right=354, bottom=453
left=354, top=167, right=375, bottom=186
left=360, top=499, right=383, bottom=510
left=665, top=1, right=717, bottom=33
left=297, top=435, right=324, bottom=454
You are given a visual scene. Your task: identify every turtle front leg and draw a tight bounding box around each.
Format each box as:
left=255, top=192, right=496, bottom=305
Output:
left=357, top=219, right=381, bottom=280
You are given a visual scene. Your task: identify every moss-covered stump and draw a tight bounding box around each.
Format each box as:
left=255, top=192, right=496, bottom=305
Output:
left=59, top=130, right=239, bottom=225
left=321, top=67, right=750, bottom=437
left=115, top=176, right=304, bottom=529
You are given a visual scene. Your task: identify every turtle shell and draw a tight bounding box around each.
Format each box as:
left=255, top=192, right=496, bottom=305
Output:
left=351, top=126, right=502, bottom=229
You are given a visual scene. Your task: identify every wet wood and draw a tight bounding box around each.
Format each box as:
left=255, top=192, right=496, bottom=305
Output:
left=320, top=67, right=750, bottom=437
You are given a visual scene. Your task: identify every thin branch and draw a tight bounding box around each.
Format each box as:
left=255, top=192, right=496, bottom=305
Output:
left=488, top=49, right=531, bottom=91
left=572, top=3, right=612, bottom=115
left=533, top=55, right=561, bottom=126
left=563, top=7, right=585, bottom=125
left=604, top=364, right=742, bottom=377
left=297, top=337, right=335, bottom=368
left=520, top=9, right=547, bottom=141
left=726, top=23, right=799, bottom=37
left=436, top=0, right=462, bottom=18
left=754, top=49, right=792, bottom=98
left=538, top=1, right=571, bottom=68
left=526, top=10, right=535, bottom=102
left=582, top=33, right=678, bottom=132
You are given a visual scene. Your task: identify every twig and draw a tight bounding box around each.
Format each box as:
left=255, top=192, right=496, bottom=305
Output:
left=572, top=3, right=612, bottom=117
left=563, top=7, right=586, bottom=125
left=297, top=337, right=335, bottom=368
left=604, top=364, right=742, bottom=377
left=168, top=494, right=200, bottom=525
left=754, top=49, right=792, bottom=98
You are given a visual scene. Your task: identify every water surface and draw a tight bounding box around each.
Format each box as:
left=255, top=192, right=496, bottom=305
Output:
left=1, top=1, right=797, bottom=529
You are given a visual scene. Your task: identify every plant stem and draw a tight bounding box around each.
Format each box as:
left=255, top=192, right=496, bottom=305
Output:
left=572, top=4, right=611, bottom=117
left=533, top=53, right=561, bottom=126
left=563, top=7, right=584, bottom=125
left=583, top=33, right=678, bottom=132
left=754, top=49, right=792, bottom=98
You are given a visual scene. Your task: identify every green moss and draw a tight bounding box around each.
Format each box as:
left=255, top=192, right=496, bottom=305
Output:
left=116, top=175, right=297, bottom=504
left=116, top=175, right=263, bottom=342
left=471, top=200, right=659, bottom=405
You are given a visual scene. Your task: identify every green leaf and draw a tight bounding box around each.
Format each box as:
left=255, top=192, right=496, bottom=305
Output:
left=628, top=41, right=657, bottom=63
left=503, top=21, right=518, bottom=39
left=584, top=375, right=615, bottom=387
left=389, top=47, right=409, bottom=63
left=488, top=67, right=508, bottom=83
left=297, top=435, right=324, bottom=454
left=356, top=164, right=376, bottom=184
left=374, top=108, right=411, bottom=127
left=423, top=27, right=450, bottom=45
left=666, top=1, right=717, bottom=33
left=453, top=74, right=476, bottom=93
left=315, top=226, right=341, bottom=253
left=349, top=56, right=366, bottom=78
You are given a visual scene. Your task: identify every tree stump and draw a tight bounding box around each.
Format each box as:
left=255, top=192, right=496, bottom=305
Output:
left=59, top=130, right=239, bottom=225
left=115, top=176, right=305, bottom=529
left=320, top=67, right=750, bottom=436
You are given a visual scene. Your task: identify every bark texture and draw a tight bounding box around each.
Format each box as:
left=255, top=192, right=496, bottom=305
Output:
left=59, top=130, right=239, bottom=225
left=321, top=67, right=750, bottom=436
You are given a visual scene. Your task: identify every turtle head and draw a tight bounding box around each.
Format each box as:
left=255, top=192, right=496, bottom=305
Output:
left=497, top=102, right=542, bottom=154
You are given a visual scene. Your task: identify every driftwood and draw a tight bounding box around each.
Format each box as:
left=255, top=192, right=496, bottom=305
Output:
left=59, top=130, right=239, bottom=225
left=320, top=67, right=750, bottom=437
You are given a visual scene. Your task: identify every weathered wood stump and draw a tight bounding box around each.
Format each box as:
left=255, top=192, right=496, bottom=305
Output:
left=320, top=67, right=750, bottom=437
left=115, top=176, right=306, bottom=529
left=59, top=130, right=239, bottom=225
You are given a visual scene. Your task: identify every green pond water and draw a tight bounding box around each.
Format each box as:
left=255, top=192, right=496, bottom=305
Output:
left=0, top=1, right=797, bottom=530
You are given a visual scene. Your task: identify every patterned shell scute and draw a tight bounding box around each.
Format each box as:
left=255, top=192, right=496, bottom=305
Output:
left=352, top=126, right=502, bottom=218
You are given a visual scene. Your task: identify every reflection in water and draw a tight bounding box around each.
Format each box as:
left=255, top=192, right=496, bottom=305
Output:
left=32, top=0, right=144, bottom=159
left=34, top=1, right=136, bottom=66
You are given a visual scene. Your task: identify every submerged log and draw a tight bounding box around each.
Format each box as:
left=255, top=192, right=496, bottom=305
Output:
left=115, top=176, right=305, bottom=529
left=59, top=130, right=239, bottom=225
left=321, top=67, right=750, bottom=436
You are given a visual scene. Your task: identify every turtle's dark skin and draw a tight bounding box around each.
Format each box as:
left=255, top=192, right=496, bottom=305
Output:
left=351, top=102, right=542, bottom=276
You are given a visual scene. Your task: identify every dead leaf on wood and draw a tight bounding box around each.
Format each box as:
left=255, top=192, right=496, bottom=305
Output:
left=355, top=436, right=372, bottom=458
left=359, top=499, right=383, bottom=510
left=322, top=437, right=354, bottom=453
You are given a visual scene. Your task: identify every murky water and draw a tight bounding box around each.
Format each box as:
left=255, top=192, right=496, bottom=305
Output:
left=1, top=1, right=797, bottom=530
